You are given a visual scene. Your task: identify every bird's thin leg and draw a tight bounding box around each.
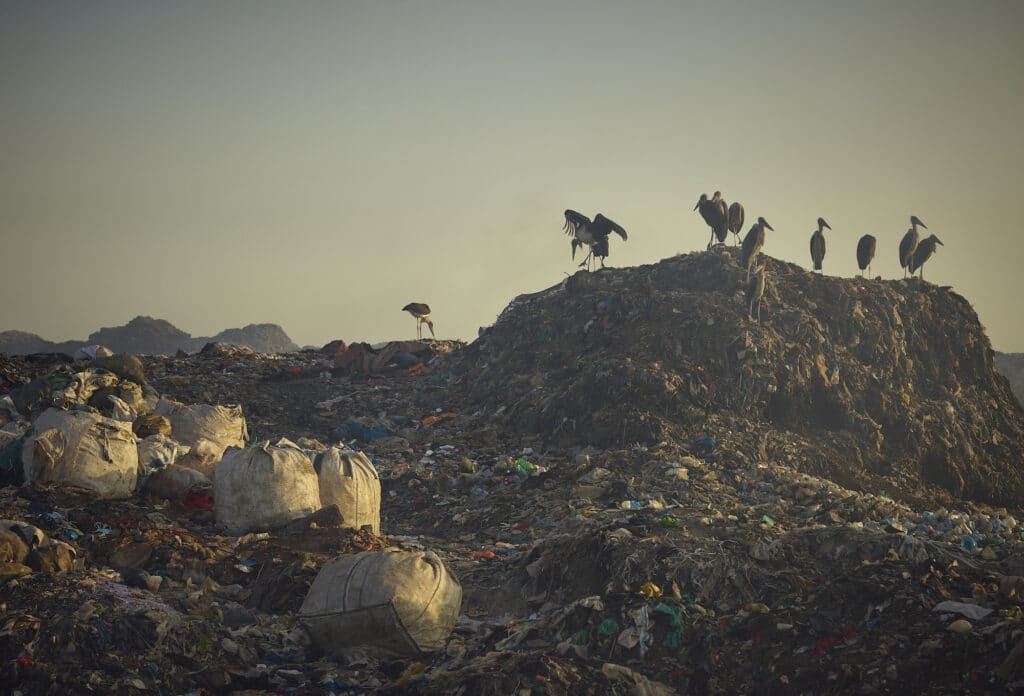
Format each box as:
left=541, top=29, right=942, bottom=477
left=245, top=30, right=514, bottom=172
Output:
left=756, top=301, right=761, bottom=323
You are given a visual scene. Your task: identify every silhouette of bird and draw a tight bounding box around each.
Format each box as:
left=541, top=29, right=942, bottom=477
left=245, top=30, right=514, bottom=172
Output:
left=728, top=201, right=745, bottom=246
left=402, top=303, right=434, bottom=339
left=856, top=235, right=877, bottom=277
left=809, top=217, right=832, bottom=272
left=695, top=192, right=728, bottom=248
left=746, top=265, right=767, bottom=321
left=563, top=209, right=628, bottom=271
left=740, top=217, right=774, bottom=281
left=908, top=234, right=943, bottom=280
left=898, top=215, right=927, bottom=278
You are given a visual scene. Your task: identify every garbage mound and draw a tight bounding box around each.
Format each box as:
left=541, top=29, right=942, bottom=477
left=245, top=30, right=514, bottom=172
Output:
left=995, top=352, right=1024, bottom=407
left=450, top=249, right=1024, bottom=505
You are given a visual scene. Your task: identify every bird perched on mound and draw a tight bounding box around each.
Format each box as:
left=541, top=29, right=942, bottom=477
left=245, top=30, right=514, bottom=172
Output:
left=695, top=191, right=729, bottom=248
left=746, top=264, right=767, bottom=321
left=740, top=217, right=774, bottom=281
left=809, top=217, right=832, bottom=272
left=898, top=215, right=927, bottom=278
left=402, top=303, right=434, bottom=339
left=728, top=201, right=745, bottom=246
left=856, top=235, right=876, bottom=277
left=908, top=234, right=944, bottom=280
left=562, top=210, right=628, bottom=271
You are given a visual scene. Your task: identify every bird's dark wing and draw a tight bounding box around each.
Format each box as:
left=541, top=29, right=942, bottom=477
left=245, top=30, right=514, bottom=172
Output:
left=898, top=229, right=917, bottom=268
left=728, top=202, right=744, bottom=234
left=857, top=235, right=876, bottom=269
left=593, top=213, right=627, bottom=240
left=563, top=209, right=591, bottom=236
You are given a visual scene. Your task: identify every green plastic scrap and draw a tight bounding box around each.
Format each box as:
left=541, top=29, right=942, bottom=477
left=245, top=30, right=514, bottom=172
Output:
left=760, top=514, right=776, bottom=526
left=597, top=618, right=619, bottom=637
left=574, top=629, right=590, bottom=645
left=515, top=458, right=534, bottom=473
left=653, top=603, right=684, bottom=649
left=657, top=516, right=681, bottom=528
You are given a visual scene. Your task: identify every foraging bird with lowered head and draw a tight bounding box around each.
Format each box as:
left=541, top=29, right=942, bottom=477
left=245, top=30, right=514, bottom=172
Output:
left=856, top=235, right=877, bottom=277
left=728, top=201, right=745, bottom=246
left=740, top=217, right=774, bottom=282
left=898, top=215, right=927, bottom=278
left=563, top=209, right=628, bottom=271
left=908, top=234, right=944, bottom=280
left=695, top=192, right=728, bottom=248
left=402, top=303, right=434, bottom=339
left=809, top=217, right=832, bottom=272
left=746, top=264, right=767, bottom=322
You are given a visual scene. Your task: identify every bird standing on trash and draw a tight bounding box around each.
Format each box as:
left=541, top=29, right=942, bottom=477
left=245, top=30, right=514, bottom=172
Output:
left=809, top=217, right=832, bottom=272
left=746, top=265, right=767, bottom=321
left=856, top=235, right=876, bottom=277
left=728, top=201, right=745, bottom=246
left=908, top=234, right=944, bottom=280
left=402, top=303, right=434, bottom=339
left=562, top=210, right=628, bottom=271
left=740, top=217, right=774, bottom=282
left=695, top=192, right=728, bottom=248
left=898, top=215, right=927, bottom=278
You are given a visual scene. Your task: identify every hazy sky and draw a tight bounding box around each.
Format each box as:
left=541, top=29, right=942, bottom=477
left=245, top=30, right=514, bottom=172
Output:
left=2, top=1, right=1022, bottom=349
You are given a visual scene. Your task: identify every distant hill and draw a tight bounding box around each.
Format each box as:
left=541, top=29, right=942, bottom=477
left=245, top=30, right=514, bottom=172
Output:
left=0, top=316, right=299, bottom=356
left=995, top=353, right=1024, bottom=407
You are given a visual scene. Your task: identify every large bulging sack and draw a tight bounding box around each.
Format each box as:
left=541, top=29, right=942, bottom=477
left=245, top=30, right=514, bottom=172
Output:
left=214, top=440, right=320, bottom=533
left=300, top=550, right=462, bottom=655
left=21, top=408, right=138, bottom=498
left=314, top=447, right=381, bottom=534
left=155, top=398, right=248, bottom=477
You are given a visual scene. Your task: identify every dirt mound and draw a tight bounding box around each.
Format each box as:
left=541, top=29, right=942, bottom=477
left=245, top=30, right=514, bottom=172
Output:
left=448, top=248, right=1024, bottom=505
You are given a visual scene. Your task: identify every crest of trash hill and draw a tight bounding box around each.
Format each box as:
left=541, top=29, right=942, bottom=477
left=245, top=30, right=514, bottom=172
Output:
left=448, top=249, right=1024, bottom=506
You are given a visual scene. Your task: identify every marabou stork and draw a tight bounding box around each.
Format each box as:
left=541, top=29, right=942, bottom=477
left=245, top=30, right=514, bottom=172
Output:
left=856, top=235, right=877, bottom=277
left=898, top=215, right=927, bottom=278
left=809, top=217, right=832, bottom=272
left=740, top=217, right=774, bottom=282
left=563, top=209, right=628, bottom=271
left=746, top=265, right=767, bottom=322
left=728, top=201, right=745, bottom=246
left=908, top=234, right=944, bottom=280
left=695, top=191, right=728, bottom=248
left=402, top=303, right=434, bottom=339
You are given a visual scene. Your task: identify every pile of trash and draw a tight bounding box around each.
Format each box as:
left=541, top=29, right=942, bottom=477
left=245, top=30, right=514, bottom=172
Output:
left=449, top=249, right=1024, bottom=505
left=2, top=249, right=1024, bottom=694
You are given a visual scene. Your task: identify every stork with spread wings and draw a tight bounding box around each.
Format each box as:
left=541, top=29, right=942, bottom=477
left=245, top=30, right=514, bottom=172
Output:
left=562, top=209, right=628, bottom=271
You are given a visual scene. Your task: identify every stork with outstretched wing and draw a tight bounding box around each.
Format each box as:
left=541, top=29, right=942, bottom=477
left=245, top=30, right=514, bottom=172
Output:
left=563, top=209, right=628, bottom=271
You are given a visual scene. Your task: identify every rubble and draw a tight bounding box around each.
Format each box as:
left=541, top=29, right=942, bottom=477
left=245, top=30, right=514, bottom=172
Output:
left=0, top=250, right=1023, bottom=693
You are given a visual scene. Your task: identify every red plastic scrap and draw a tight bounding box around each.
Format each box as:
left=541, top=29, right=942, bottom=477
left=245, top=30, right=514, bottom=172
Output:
left=184, top=490, right=214, bottom=512
left=16, top=654, right=32, bottom=669
left=513, top=519, right=533, bottom=531
left=474, top=551, right=496, bottom=560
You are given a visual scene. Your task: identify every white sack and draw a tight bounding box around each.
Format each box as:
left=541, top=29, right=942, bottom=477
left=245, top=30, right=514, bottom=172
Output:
left=21, top=408, right=138, bottom=498
left=314, top=447, right=382, bottom=534
left=154, top=398, right=248, bottom=477
left=214, top=439, right=320, bottom=534
left=300, top=550, right=462, bottom=655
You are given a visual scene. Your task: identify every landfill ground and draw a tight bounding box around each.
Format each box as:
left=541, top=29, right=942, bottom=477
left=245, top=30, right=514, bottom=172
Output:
left=3, top=248, right=1024, bottom=695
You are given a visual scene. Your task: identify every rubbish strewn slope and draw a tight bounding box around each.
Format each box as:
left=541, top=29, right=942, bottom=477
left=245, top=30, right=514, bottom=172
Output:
left=450, top=248, right=1024, bottom=505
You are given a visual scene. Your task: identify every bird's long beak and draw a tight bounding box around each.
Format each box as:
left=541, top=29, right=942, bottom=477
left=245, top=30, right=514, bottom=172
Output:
left=426, top=320, right=435, bottom=337
left=571, top=239, right=579, bottom=259
left=936, top=238, right=944, bottom=246
left=823, top=220, right=832, bottom=230
left=916, top=218, right=928, bottom=229
left=764, top=221, right=774, bottom=231
left=693, top=201, right=700, bottom=211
